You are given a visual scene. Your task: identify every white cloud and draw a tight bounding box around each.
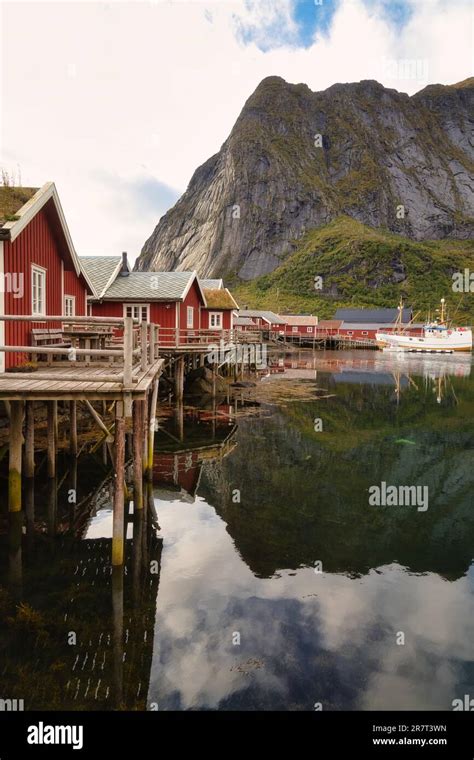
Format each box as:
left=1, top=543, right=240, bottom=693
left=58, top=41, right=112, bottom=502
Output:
left=1, top=0, right=472, bottom=261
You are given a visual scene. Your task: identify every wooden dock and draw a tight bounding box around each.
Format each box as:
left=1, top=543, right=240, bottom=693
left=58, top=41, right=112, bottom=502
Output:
left=0, top=359, right=164, bottom=400
left=0, top=313, right=265, bottom=569
left=0, top=313, right=165, bottom=568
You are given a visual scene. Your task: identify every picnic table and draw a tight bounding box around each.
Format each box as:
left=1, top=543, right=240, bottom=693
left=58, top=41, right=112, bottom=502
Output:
left=63, top=327, right=115, bottom=363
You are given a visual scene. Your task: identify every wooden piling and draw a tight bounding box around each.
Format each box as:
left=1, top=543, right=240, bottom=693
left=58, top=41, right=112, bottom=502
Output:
left=175, top=356, right=184, bottom=401
left=112, top=400, right=126, bottom=566
left=47, top=401, right=56, bottom=478
left=8, top=401, right=23, bottom=513
left=132, top=400, right=143, bottom=511
left=211, top=365, right=216, bottom=399
left=70, top=401, right=78, bottom=458
left=112, top=565, right=124, bottom=707
left=52, top=400, right=58, bottom=445
left=147, top=378, right=159, bottom=480
left=24, top=401, right=35, bottom=478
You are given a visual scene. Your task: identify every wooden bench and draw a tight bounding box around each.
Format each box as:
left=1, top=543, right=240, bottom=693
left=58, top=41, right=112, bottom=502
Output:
left=31, top=328, right=71, bottom=365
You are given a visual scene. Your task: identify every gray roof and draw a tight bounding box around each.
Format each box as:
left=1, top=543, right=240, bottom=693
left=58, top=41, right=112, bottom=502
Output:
left=200, top=278, right=223, bottom=289
left=234, top=316, right=256, bottom=326
left=81, top=256, right=121, bottom=297
left=238, top=309, right=284, bottom=325
left=335, top=307, right=412, bottom=324
left=104, top=271, right=196, bottom=301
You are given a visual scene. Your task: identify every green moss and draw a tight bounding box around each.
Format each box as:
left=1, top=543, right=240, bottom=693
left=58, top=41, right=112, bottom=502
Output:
left=233, top=216, right=474, bottom=322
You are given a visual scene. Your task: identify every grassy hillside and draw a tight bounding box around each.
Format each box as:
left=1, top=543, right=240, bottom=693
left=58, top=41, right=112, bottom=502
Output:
left=233, top=217, right=474, bottom=323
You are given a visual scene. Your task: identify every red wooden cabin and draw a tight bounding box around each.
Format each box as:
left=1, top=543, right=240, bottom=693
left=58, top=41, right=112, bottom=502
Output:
left=82, top=253, right=208, bottom=347
left=201, top=287, right=239, bottom=331
left=0, top=182, right=94, bottom=371
left=278, top=314, right=319, bottom=336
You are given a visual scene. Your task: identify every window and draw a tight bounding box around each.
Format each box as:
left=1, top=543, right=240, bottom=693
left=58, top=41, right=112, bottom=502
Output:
left=187, top=306, right=194, bottom=328
left=347, top=331, right=353, bottom=336
left=124, top=304, right=149, bottom=322
left=64, top=295, right=75, bottom=317
left=362, top=330, right=368, bottom=336
left=209, top=312, right=222, bottom=329
left=306, top=326, right=313, bottom=333
left=31, top=265, right=46, bottom=316
left=292, top=325, right=298, bottom=333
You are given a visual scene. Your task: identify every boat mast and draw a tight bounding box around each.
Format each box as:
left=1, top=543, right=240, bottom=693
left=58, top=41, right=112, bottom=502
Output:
left=440, top=298, right=446, bottom=325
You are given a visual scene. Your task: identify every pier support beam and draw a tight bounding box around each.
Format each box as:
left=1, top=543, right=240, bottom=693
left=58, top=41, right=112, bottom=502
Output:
left=69, top=401, right=78, bottom=459
left=112, top=400, right=126, bottom=566
left=24, top=401, right=35, bottom=478
left=9, top=401, right=24, bottom=513
left=142, top=392, right=149, bottom=479
left=147, top=378, right=159, bottom=481
left=47, top=401, right=57, bottom=478
left=174, top=356, right=184, bottom=402
left=132, top=400, right=143, bottom=511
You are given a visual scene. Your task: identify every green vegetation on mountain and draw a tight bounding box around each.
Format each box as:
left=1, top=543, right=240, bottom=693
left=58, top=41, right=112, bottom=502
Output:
left=233, top=216, right=474, bottom=322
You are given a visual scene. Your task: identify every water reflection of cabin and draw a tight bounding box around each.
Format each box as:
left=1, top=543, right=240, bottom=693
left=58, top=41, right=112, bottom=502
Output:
left=154, top=422, right=237, bottom=500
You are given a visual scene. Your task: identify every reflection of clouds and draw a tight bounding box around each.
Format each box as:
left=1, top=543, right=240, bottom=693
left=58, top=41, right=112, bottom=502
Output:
left=148, top=495, right=474, bottom=710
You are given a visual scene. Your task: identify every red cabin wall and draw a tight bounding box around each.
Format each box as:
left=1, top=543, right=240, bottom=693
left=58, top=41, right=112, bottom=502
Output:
left=91, top=300, right=179, bottom=346
left=91, top=301, right=123, bottom=318
left=3, top=207, right=79, bottom=369
left=201, top=309, right=233, bottom=330
left=179, top=280, right=203, bottom=336
left=284, top=324, right=316, bottom=335
left=64, top=270, right=87, bottom=315
left=151, top=302, right=178, bottom=346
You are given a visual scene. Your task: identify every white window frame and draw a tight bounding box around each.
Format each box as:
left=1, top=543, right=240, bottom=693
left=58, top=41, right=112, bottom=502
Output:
left=361, top=330, right=369, bottom=336
left=347, top=331, right=354, bottom=336
left=64, top=295, right=75, bottom=317
left=209, top=311, right=223, bottom=329
left=123, top=303, right=150, bottom=322
left=306, top=326, right=313, bottom=333
left=292, top=325, right=298, bottom=333
left=31, top=264, right=46, bottom=316
left=187, top=306, right=194, bottom=329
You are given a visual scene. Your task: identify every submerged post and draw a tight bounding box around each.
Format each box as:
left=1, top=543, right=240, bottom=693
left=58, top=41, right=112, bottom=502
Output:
left=132, top=400, right=143, bottom=511
left=9, top=401, right=23, bottom=513
left=147, top=378, right=159, bottom=480
left=47, top=401, right=56, bottom=478
left=112, top=400, right=126, bottom=566
left=174, top=356, right=184, bottom=401
left=70, top=400, right=78, bottom=458
left=24, top=401, right=35, bottom=478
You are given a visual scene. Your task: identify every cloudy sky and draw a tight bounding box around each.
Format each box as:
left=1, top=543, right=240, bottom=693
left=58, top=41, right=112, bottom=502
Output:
left=0, top=0, right=472, bottom=262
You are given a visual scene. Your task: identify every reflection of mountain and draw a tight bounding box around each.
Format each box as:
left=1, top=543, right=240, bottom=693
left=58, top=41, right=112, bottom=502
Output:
left=199, top=378, right=474, bottom=580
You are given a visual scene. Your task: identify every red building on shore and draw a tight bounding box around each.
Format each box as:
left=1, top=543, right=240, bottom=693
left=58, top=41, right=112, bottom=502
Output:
left=0, top=182, right=94, bottom=371
left=82, top=253, right=208, bottom=346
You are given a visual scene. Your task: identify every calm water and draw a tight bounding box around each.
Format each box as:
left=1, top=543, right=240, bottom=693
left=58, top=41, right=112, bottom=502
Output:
left=1, top=350, right=474, bottom=711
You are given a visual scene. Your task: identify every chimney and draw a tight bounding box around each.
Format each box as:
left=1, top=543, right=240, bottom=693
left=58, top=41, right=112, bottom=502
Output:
left=120, top=251, right=129, bottom=276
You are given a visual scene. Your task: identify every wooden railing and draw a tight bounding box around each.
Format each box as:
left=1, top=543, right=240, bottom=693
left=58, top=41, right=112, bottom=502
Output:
left=156, top=327, right=262, bottom=348
left=0, top=315, right=161, bottom=389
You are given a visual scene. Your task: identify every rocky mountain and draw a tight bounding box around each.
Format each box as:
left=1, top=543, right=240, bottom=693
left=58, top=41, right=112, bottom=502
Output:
left=136, top=76, right=474, bottom=281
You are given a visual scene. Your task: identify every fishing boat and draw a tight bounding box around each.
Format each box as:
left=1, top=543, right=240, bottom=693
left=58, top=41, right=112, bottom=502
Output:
left=376, top=298, right=472, bottom=353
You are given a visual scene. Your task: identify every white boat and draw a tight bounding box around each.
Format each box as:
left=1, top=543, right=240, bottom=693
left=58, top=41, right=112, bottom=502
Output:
left=376, top=299, right=472, bottom=353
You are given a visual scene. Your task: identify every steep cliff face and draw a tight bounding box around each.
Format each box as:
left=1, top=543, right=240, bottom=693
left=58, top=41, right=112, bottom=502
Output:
left=136, top=76, right=474, bottom=280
